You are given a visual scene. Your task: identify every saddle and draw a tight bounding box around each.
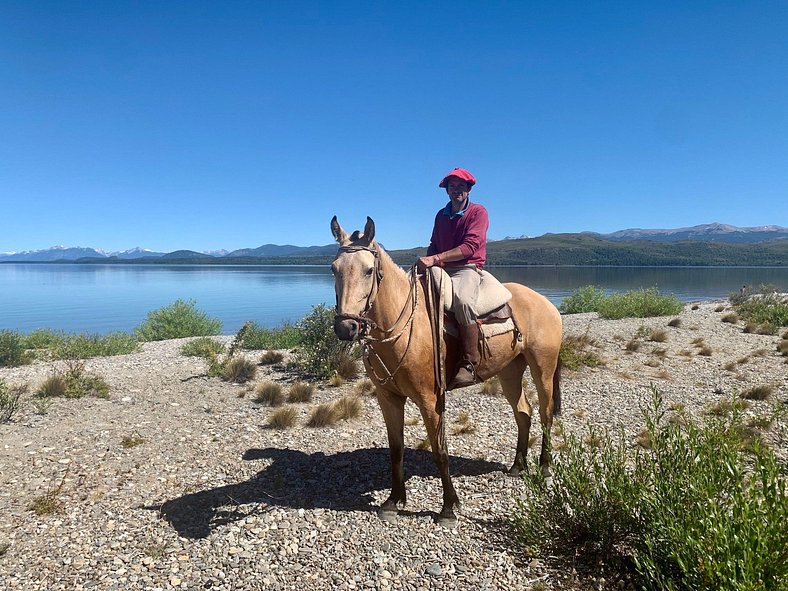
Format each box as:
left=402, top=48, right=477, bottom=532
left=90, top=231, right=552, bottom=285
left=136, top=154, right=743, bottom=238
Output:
left=425, top=267, right=516, bottom=338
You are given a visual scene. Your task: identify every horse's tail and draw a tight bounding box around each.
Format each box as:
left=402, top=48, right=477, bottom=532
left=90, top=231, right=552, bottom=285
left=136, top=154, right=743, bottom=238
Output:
left=552, top=357, right=562, bottom=416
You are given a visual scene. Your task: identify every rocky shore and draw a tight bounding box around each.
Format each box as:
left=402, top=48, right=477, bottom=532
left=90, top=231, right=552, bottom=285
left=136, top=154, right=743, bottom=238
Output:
left=1, top=301, right=786, bottom=591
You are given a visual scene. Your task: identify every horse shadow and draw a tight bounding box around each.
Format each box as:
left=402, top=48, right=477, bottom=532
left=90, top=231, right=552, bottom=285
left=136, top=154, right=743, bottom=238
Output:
left=150, top=446, right=506, bottom=538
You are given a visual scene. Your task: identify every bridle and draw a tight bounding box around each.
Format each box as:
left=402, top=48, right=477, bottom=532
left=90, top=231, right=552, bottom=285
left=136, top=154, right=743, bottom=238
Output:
left=333, top=244, right=419, bottom=384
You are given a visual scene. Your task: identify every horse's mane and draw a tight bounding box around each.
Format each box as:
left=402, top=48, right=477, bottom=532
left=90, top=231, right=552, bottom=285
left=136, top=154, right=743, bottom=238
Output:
left=371, top=240, right=408, bottom=279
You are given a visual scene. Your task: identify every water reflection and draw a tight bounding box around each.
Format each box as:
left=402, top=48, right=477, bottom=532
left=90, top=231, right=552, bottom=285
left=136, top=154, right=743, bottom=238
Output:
left=0, top=264, right=785, bottom=335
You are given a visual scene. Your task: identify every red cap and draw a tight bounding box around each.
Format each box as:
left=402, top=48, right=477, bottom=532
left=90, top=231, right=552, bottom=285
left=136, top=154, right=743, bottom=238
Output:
left=439, top=167, right=476, bottom=188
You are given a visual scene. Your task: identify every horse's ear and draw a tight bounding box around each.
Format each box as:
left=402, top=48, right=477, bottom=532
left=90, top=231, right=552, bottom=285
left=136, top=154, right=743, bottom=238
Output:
left=360, top=216, right=376, bottom=246
left=331, top=216, right=349, bottom=244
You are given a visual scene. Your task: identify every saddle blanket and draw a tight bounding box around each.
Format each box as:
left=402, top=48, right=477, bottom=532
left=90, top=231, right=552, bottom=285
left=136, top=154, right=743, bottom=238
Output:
left=444, top=317, right=515, bottom=339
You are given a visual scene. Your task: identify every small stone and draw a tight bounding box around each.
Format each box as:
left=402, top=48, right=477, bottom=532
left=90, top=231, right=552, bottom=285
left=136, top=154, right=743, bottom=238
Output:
left=426, top=563, right=442, bottom=577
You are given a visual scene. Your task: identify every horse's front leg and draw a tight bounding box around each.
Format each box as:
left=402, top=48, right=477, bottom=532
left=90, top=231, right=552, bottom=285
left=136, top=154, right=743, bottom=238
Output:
left=419, top=400, right=459, bottom=526
left=375, top=389, right=407, bottom=522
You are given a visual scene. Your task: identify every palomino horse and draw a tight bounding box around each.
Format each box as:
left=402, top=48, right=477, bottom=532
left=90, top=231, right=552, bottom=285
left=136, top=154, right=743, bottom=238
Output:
left=331, top=216, right=563, bottom=525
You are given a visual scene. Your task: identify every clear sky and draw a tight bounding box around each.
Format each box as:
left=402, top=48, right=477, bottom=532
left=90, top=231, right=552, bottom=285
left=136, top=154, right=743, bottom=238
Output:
left=2, top=1, right=786, bottom=253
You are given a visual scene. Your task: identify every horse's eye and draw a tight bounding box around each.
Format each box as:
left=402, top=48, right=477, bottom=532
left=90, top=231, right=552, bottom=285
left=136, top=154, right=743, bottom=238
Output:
left=365, top=268, right=374, bottom=276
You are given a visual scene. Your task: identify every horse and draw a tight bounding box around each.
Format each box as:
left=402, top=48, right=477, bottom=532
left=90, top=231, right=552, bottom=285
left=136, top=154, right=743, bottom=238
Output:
left=330, top=216, right=563, bottom=525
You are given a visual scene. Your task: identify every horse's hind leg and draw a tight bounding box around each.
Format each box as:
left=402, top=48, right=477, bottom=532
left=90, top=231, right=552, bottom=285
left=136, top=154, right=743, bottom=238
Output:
left=418, top=401, right=459, bottom=526
left=525, top=349, right=559, bottom=472
left=498, top=356, right=532, bottom=477
left=376, top=389, right=407, bottom=521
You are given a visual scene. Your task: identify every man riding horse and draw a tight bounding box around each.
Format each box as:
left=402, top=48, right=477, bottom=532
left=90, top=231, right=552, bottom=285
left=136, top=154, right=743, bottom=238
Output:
left=417, top=167, right=488, bottom=389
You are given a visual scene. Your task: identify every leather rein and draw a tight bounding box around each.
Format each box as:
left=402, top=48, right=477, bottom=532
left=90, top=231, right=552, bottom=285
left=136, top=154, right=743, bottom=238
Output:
left=333, top=244, right=419, bottom=384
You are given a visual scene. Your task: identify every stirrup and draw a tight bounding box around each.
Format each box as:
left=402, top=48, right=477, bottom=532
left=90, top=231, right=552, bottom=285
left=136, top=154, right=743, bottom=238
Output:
left=448, top=362, right=477, bottom=389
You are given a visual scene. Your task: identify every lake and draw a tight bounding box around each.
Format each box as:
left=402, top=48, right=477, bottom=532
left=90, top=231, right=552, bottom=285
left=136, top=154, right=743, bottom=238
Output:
left=1, top=264, right=786, bottom=335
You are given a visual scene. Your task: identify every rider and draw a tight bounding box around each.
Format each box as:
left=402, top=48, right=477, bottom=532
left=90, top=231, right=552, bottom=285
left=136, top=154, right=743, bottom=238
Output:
left=417, top=167, right=489, bottom=388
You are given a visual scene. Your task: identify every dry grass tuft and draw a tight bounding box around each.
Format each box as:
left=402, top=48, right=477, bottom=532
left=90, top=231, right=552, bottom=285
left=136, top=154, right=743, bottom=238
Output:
left=756, top=323, right=776, bottom=335
left=656, top=369, right=672, bottom=380
left=778, top=340, right=788, bottom=356
left=743, top=323, right=758, bottom=334
left=691, top=304, right=700, bottom=310
left=528, top=435, right=539, bottom=449
left=333, top=395, right=363, bottom=421
left=307, top=402, right=339, bottom=428
left=714, top=305, right=726, bottom=312
left=404, top=415, right=420, bottom=426
left=678, top=349, right=694, bottom=357
left=37, top=374, right=67, bottom=398
left=266, top=406, right=298, bottom=429
left=697, top=345, right=713, bottom=357
left=572, top=408, right=588, bottom=419
left=334, top=352, right=359, bottom=381
left=649, top=329, right=668, bottom=343
left=737, top=356, right=750, bottom=365
left=287, top=381, right=314, bottom=403
left=636, top=429, right=652, bottom=449
left=721, top=312, right=739, bottom=324
left=260, top=351, right=284, bottom=365
left=691, top=337, right=706, bottom=346
left=625, top=339, right=641, bottom=352
left=254, top=382, right=284, bottom=406
left=706, top=398, right=750, bottom=416
left=328, top=374, right=345, bottom=387
left=740, top=384, right=775, bottom=401
left=723, top=361, right=738, bottom=372
left=667, top=318, right=682, bottom=328
left=644, top=359, right=660, bottom=368
left=751, top=348, right=769, bottom=358
left=416, top=437, right=431, bottom=450
left=223, top=357, right=257, bottom=383
left=652, top=347, right=668, bottom=358
left=353, top=378, right=376, bottom=396
left=481, top=377, right=501, bottom=395
left=668, top=401, right=685, bottom=412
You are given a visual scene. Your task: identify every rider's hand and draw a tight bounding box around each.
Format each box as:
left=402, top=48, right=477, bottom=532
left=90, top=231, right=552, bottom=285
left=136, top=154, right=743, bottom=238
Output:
left=417, top=255, right=441, bottom=272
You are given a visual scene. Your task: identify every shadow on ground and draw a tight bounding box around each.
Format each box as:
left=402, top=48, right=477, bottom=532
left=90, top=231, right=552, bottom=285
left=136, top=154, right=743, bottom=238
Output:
left=150, top=446, right=505, bottom=538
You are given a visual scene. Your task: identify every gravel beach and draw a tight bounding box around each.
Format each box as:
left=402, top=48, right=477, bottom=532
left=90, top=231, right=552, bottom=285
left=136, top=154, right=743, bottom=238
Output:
left=1, top=301, right=786, bottom=591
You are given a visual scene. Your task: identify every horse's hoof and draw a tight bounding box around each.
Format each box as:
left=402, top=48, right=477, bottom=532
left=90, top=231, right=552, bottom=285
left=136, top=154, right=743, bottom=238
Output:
left=436, top=513, right=458, bottom=528
left=377, top=508, right=398, bottom=523
left=507, top=465, right=522, bottom=478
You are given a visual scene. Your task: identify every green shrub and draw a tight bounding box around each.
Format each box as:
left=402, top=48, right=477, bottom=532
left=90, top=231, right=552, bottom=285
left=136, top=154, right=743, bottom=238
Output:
left=24, top=330, right=138, bottom=359
left=242, top=321, right=301, bottom=350
left=734, top=292, right=788, bottom=329
left=512, top=387, right=788, bottom=590
left=0, top=380, right=25, bottom=423
left=0, top=330, right=33, bottom=367
left=135, top=299, right=222, bottom=341
left=559, top=285, right=607, bottom=314
left=291, top=304, right=358, bottom=378
left=597, top=288, right=684, bottom=319
left=179, top=337, right=225, bottom=358
left=560, top=334, right=604, bottom=370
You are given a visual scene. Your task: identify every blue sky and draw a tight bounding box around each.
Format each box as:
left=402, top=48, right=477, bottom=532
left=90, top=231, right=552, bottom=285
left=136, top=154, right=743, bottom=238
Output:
left=1, top=1, right=786, bottom=253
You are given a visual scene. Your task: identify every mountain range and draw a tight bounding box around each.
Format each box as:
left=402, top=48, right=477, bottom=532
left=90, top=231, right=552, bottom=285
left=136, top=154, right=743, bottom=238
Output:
left=1, top=223, right=786, bottom=263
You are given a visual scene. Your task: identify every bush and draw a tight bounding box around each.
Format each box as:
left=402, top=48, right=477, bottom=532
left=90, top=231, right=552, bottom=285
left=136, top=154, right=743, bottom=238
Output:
left=734, top=292, right=788, bottom=329
left=333, top=395, right=363, bottom=421
left=243, top=321, right=301, bottom=350
left=291, top=304, right=358, bottom=379
left=0, top=379, right=25, bottom=423
left=559, top=285, right=607, bottom=314
left=597, top=288, right=684, bottom=319
left=222, top=357, right=257, bottom=383
left=135, top=299, right=222, bottom=341
left=0, top=330, right=33, bottom=367
left=560, top=334, right=604, bottom=370
left=513, top=387, right=788, bottom=589
left=180, top=337, right=225, bottom=358
left=287, top=381, right=315, bottom=403
left=307, top=402, right=339, bottom=428
left=266, top=406, right=298, bottom=429
left=260, top=351, right=284, bottom=365
left=255, top=382, right=284, bottom=406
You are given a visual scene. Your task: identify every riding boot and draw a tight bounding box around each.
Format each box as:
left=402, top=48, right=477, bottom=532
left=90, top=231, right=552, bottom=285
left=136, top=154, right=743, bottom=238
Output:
left=449, top=322, right=481, bottom=389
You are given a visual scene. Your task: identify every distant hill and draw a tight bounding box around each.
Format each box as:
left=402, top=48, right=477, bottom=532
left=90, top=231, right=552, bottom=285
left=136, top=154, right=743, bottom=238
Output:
left=592, top=222, right=788, bottom=244
left=2, top=223, right=786, bottom=266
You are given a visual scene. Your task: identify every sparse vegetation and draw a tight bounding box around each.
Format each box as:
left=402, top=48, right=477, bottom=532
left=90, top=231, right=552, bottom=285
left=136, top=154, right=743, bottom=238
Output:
left=730, top=286, right=788, bottom=330
left=27, top=468, right=69, bottom=516
left=353, top=378, right=375, bottom=396
left=260, top=350, right=284, bottom=365
left=266, top=406, right=298, bottom=429
left=120, top=434, right=145, bottom=448
left=287, top=381, right=315, bottom=403
left=254, top=382, right=284, bottom=406
left=721, top=312, right=739, bottom=324
left=222, top=356, right=257, bottom=383
left=333, top=395, right=363, bottom=421
left=559, top=285, right=606, bottom=314
left=291, top=304, right=359, bottom=379
left=0, top=380, right=26, bottom=423
left=36, top=362, right=110, bottom=399
left=625, top=339, right=641, bottom=353
left=741, top=384, right=775, bottom=401
left=0, top=330, right=34, bottom=367
left=242, top=321, right=301, bottom=350
left=180, top=337, right=225, bottom=358
left=24, top=329, right=138, bottom=360
left=560, top=287, right=683, bottom=319
left=649, top=328, right=668, bottom=343
left=334, top=351, right=359, bottom=381
left=481, top=377, right=501, bottom=395
left=512, top=388, right=788, bottom=589
left=697, top=345, right=713, bottom=356
left=667, top=318, right=682, bottom=328
left=135, top=299, right=222, bottom=341
left=560, top=333, right=604, bottom=369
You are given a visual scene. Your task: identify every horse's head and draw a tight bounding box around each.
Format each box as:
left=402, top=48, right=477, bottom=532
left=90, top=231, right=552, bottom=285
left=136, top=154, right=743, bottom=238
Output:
left=330, top=216, right=382, bottom=341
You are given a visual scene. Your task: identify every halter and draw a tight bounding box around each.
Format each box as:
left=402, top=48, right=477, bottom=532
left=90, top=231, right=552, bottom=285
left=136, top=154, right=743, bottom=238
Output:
left=333, top=244, right=419, bottom=384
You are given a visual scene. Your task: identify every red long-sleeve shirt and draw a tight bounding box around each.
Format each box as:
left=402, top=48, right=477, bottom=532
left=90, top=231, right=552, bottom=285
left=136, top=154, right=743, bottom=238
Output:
left=426, top=201, right=488, bottom=269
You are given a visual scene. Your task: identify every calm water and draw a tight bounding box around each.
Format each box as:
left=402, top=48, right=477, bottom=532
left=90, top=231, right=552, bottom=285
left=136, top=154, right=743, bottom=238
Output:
left=1, top=264, right=786, bottom=335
